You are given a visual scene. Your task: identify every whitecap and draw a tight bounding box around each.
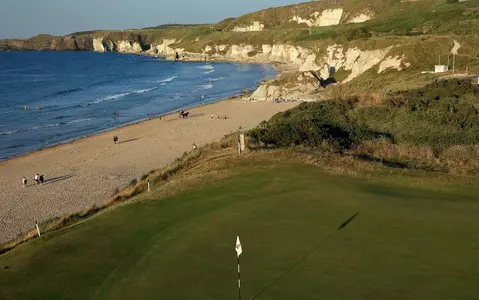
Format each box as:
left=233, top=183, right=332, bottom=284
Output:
left=197, top=65, right=214, bottom=70
left=82, top=92, right=131, bottom=106
left=209, top=77, right=225, bottom=82
left=133, top=87, right=158, bottom=94
left=0, top=129, right=19, bottom=136
left=66, top=118, right=94, bottom=125
left=158, top=76, right=178, bottom=85
left=203, top=69, right=215, bottom=74
left=103, top=92, right=131, bottom=101
left=31, top=123, right=61, bottom=130
left=200, top=83, right=214, bottom=90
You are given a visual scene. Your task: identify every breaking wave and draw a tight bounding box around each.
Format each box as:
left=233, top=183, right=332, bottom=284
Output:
left=200, top=83, right=214, bottom=90
left=0, top=118, right=94, bottom=136
left=82, top=92, right=131, bottom=106
left=209, top=77, right=225, bottom=82
left=158, top=76, right=178, bottom=85
left=133, top=87, right=158, bottom=94
left=197, top=65, right=214, bottom=70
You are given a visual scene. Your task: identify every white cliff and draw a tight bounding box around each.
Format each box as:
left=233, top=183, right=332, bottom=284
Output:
left=93, top=38, right=105, bottom=52
left=91, top=36, right=408, bottom=99
left=152, top=39, right=178, bottom=56
left=348, top=13, right=373, bottom=23
left=319, top=44, right=393, bottom=82
left=290, top=9, right=344, bottom=27
left=378, top=56, right=406, bottom=73
left=451, top=39, right=461, bottom=55
left=251, top=73, right=318, bottom=101
left=117, top=40, right=142, bottom=53
left=228, top=45, right=256, bottom=59
left=92, top=38, right=143, bottom=54
left=232, top=21, right=265, bottom=32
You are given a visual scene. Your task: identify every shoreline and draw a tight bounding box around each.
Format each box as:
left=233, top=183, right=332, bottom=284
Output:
left=0, top=93, right=245, bottom=163
left=0, top=53, right=288, bottom=162
left=0, top=96, right=299, bottom=244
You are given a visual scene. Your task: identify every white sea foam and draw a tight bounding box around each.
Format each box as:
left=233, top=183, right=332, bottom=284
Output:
left=67, top=118, right=94, bottom=124
left=133, top=87, right=158, bottom=94
left=0, top=130, right=18, bottom=136
left=197, top=65, right=214, bottom=70
left=83, top=92, right=131, bottom=106
left=103, top=92, right=131, bottom=101
left=209, top=77, right=225, bottom=82
left=31, top=123, right=61, bottom=131
left=158, top=76, right=178, bottom=85
left=200, top=83, right=214, bottom=90
left=0, top=122, right=62, bottom=135
left=204, top=69, right=215, bottom=74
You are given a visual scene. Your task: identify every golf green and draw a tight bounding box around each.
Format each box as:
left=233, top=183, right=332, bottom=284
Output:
left=1, top=164, right=479, bottom=300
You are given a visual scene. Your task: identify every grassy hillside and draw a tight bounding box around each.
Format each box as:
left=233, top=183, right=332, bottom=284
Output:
left=250, top=79, right=479, bottom=174
left=3, top=0, right=479, bottom=90
left=1, top=151, right=478, bottom=300
left=224, top=0, right=479, bottom=32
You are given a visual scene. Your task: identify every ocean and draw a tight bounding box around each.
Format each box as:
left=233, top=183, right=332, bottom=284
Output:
left=0, top=51, right=275, bottom=160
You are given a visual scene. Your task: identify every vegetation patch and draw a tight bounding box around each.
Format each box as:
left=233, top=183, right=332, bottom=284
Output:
left=250, top=79, right=479, bottom=174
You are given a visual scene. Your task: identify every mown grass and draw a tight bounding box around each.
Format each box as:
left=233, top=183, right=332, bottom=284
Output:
left=0, top=134, right=239, bottom=255
left=1, top=152, right=479, bottom=300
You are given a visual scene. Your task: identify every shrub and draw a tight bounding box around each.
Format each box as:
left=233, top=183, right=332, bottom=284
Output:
left=249, top=98, right=388, bottom=152
left=250, top=79, right=479, bottom=152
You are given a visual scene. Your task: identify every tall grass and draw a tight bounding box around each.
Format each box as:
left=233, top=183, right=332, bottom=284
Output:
left=249, top=79, right=479, bottom=173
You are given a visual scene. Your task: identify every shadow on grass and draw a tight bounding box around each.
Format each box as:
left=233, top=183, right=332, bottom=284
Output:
left=353, top=155, right=444, bottom=172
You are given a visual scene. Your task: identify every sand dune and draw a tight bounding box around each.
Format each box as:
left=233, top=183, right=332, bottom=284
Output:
left=0, top=98, right=298, bottom=243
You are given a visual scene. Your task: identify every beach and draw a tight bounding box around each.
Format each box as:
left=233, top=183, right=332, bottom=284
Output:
left=0, top=98, right=298, bottom=243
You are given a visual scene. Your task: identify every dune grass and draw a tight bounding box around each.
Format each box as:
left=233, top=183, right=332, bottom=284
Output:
left=1, top=154, right=479, bottom=300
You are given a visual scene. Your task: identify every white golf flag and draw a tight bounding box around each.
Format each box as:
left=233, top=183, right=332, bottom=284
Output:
left=235, top=236, right=243, bottom=257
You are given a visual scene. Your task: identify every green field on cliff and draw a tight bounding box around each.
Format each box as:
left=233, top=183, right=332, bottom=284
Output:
left=1, top=158, right=479, bottom=300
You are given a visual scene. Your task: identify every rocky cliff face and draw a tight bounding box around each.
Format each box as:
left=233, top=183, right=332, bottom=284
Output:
left=231, top=21, right=265, bottom=32
left=290, top=8, right=344, bottom=27
left=0, top=35, right=93, bottom=51
left=0, top=34, right=148, bottom=53
left=153, top=40, right=407, bottom=81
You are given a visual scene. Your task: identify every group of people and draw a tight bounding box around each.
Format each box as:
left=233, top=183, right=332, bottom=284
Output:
left=22, top=174, right=44, bottom=187
left=210, top=113, right=229, bottom=120
left=272, top=98, right=299, bottom=103
left=179, top=110, right=190, bottom=119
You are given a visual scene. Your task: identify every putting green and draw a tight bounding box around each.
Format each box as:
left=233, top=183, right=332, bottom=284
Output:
left=1, top=164, right=479, bottom=300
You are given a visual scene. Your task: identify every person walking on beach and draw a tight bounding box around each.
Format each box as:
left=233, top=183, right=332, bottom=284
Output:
left=34, top=174, right=39, bottom=184
left=22, top=176, right=27, bottom=187
left=113, top=136, right=119, bottom=144
left=39, top=175, right=44, bottom=184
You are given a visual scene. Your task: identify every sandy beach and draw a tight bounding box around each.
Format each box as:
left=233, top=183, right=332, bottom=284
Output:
left=0, top=98, right=298, bottom=243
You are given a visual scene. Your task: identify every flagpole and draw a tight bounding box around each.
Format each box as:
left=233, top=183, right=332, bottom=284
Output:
left=235, top=236, right=243, bottom=300
left=237, top=255, right=241, bottom=300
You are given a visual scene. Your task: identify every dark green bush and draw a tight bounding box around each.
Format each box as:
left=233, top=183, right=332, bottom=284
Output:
left=249, top=98, right=388, bottom=151
left=250, top=80, right=478, bottom=151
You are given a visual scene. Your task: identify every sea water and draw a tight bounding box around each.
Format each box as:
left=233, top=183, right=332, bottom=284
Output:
left=0, top=51, right=275, bottom=160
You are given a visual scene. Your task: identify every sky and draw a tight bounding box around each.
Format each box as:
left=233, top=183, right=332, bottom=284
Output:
left=0, top=0, right=307, bottom=39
